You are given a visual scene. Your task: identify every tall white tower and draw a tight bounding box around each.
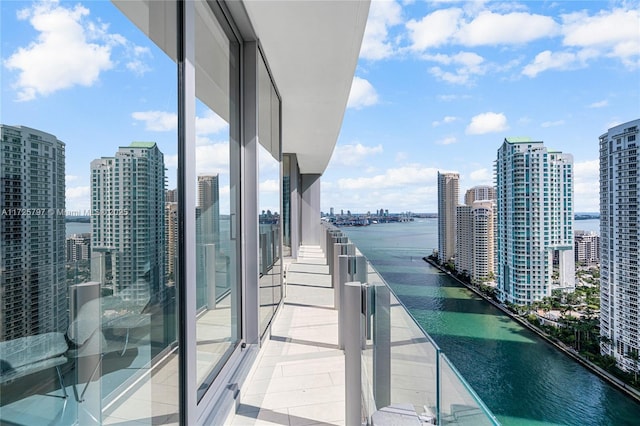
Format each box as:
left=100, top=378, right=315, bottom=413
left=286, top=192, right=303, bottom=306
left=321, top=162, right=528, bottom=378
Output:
left=599, top=119, right=640, bottom=373
left=91, top=142, right=166, bottom=303
left=496, top=138, right=575, bottom=304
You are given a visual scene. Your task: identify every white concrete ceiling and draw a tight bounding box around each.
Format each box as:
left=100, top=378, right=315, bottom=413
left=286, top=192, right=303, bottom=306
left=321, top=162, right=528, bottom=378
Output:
left=243, top=1, right=370, bottom=175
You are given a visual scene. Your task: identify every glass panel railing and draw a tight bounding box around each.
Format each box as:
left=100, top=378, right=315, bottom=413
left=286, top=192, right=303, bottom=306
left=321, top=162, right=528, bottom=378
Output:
left=322, top=224, right=500, bottom=425
left=439, top=353, right=500, bottom=425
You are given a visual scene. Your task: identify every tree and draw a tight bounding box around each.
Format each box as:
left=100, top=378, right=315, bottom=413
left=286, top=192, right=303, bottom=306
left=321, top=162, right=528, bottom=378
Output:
left=626, top=350, right=639, bottom=384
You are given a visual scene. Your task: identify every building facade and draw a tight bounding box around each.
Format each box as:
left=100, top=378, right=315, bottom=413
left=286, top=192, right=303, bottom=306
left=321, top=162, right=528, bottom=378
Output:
left=600, top=118, right=640, bottom=373
left=66, top=233, right=91, bottom=263
left=0, top=125, right=66, bottom=341
left=437, top=172, right=459, bottom=264
left=472, top=200, right=495, bottom=283
left=496, top=138, right=575, bottom=304
left=574, top=231, right=600, bottom=264
left=465, top=185, right=496, bottom=206
left=90, top=142, right=166, bottom=303
left=455, top=204, right=473, bottom=276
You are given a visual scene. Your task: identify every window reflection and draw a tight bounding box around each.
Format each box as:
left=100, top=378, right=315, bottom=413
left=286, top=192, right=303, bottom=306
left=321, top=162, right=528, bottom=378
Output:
left=258, top=54, right=282, bottom=337
left=193, top=0, right=240, bottom=400
left=0, top=1, right=178, bottom=424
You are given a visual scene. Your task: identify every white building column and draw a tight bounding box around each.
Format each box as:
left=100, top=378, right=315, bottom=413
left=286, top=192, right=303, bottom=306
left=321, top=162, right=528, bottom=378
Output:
left=300, top=174, right=321, bottom=246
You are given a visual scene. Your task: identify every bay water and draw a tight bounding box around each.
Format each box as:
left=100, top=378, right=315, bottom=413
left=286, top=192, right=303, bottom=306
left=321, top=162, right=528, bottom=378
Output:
left=343, top=219, right=640, bottom=426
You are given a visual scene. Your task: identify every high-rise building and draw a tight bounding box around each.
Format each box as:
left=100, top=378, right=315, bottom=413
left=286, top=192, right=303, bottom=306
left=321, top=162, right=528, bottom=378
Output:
left=599, top=118, right=640, bottom=373
left=496, top=138, right=575, bottom=304
left=0, top=125, right=66, bottom=341
left=455, top=204, right=473, bottom=275
left=166, top=188, right=178, bottom=203
left=437, top=171, right=459, bottom=264
left=456, top=198, right=496, bottom=283
left=198, top=175, right=220, bottom=246
left=472, top=200, right=495, bottom=283
left=166, top=202, right=178, bottom=283
left=574, top=231, right=600, bottom=264
left=66, top=233, right=91, bottom=263
left=90, top=142, right=166, bottom=303
left=465, top=185, right=496, bottom=206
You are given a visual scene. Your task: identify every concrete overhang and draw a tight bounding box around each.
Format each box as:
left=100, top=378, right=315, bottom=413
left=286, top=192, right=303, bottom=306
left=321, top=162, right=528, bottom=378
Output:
left=242, top=0, right=370, bottom=175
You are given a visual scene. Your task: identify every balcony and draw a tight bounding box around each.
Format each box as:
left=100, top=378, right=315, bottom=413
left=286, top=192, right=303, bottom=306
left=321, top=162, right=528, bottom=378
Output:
left=228, top=230, right=498, bottom=424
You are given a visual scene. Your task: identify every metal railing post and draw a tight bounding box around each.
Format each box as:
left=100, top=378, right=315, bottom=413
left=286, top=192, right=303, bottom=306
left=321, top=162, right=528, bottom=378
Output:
left=345, top=281, right=363, bottom=426
left=436, top=348, right=441, bottom=425
left=338, top=254, right=367, bottom=349
left=373, top=282, right=390, bottom=409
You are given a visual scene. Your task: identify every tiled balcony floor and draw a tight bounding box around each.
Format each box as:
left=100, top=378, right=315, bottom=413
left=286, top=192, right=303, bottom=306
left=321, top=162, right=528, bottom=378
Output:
left=229, top=245, right=346, bottom=426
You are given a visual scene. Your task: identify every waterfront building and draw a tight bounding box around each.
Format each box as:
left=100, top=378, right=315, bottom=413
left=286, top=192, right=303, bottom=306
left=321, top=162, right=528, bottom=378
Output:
left=90, top=142, right=166, bottom=303
left=600, top=118, right=640, bottom=373
left=465, top=185, right=496, bottom=206
left=66, top=233, right=91, bottom=263
left=0, top=125, right=67, bottom=341
left=437, top=171, right=459, bottom=264
left=472, top=200, right=495, bottom=283
left=455, top=205, right=473, bottom=276
left=496, top=138, right=575, bottom=304
left=574, top=230, right=600, bottom=264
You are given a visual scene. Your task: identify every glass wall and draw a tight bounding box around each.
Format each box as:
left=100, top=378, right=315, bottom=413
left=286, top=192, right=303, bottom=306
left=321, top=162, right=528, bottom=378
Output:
left=193, top=0, right=241, bottom=401
left=258, top=53, right=282, bottom=337
left=0, top=1, right=179, bottom=424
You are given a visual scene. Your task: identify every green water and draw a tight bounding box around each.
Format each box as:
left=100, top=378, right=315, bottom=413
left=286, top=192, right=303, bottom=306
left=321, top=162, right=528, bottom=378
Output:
left=343, top=219, right=640, bottom=426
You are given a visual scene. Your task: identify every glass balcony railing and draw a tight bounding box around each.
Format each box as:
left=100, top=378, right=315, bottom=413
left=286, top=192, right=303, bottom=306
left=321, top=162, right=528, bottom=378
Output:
left=323, top=223, right=500, bottom=425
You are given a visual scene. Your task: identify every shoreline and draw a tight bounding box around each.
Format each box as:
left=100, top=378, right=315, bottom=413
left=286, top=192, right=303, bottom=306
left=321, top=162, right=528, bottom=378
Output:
left=423, top=256, right=640, bottom=405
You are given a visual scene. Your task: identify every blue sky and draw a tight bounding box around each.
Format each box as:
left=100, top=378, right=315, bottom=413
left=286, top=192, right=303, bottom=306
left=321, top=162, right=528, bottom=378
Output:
left=2, top=1, right=639, bottom=215
left=324, top=0, right=640, bottom=213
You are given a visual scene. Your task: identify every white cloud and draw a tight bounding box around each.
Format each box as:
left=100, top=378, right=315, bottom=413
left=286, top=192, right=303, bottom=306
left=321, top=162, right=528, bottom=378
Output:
left=195, top=143, right=229, bottom=175
left=469, top=168, right=492, bottom=183
left=347, top=76, right=379, bottom=109
left=4, top=1, right=149, bottom=101
left=65, top=175, right=79, bottom=183
left=360, top=0, right=403, bottom=60
left=432, top=116, right=460, bottom=127
left=408, top=8, right=558, bottom=52
left=66, top=186, right=90, bottom=211
left=131, top=109, right=228, bottom=135
left=589, top=100, right=609, bottom=108
left=4, top=2, right=112, bottom=101
left=456, top=11, right=559, bottom=46
left=407, top=8, right=463, bottom=51
left=337, top=165, right=439, bottom=190
left=259, top=179, right=280, bottom=193
left=395, top=152, right=408, bottom=162
left=561, top=8, right=640, bottom=67
left=132, top=111, right=177, bottom=131
left=522, top=49, right=597, bottom=77
left=196, top=110, right=228, bottom=135
left=324, top=164, right=441, bottom=212
left=425, top=51, right=485, bottom=84
left=435, top=136, right=457, bottom=145
left=466, top=112, right=509, bottom=135
left=164, top=143, right=231, bottom=182
left=573, top=160, right=600, bottom=212
left=331, top=143, right=383, bottom=166
left=541, top=120, right=565, bottom=128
